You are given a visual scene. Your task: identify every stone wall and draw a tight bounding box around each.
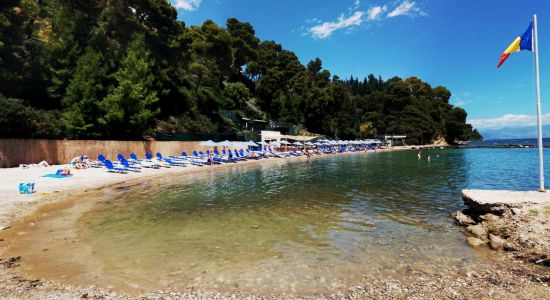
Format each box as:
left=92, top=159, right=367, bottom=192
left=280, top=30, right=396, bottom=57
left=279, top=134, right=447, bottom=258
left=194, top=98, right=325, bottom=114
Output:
left=0, top=139, right=247, bottom=168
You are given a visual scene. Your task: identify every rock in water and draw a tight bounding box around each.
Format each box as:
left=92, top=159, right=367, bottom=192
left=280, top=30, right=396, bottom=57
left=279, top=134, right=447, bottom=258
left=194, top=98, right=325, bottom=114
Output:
left=489, top=234, right=506, bottom=251
left=466, top=224, right=488, bottom=240
left=451, top=211, right=475, bottom=226
left=467, top=237, right=486, bottom=247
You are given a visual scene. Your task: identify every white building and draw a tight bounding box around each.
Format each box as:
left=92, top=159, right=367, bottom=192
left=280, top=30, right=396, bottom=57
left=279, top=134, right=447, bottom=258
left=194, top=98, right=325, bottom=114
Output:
left=380, top=134, right=407, bottom=146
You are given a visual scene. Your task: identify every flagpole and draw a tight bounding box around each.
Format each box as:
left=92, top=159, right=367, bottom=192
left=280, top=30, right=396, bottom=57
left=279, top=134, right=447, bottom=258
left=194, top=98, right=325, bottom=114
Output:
left=533, top=14, right=545, bottom=192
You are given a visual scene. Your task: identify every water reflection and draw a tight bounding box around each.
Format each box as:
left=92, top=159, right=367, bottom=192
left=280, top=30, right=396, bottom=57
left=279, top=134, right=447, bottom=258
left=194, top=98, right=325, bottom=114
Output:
left=72, top=149, right=505, bottom=294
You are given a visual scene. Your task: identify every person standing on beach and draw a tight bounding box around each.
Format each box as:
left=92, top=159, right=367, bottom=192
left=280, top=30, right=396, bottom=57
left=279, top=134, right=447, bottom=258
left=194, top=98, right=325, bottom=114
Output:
left=417, top=151, right=422, bottom=160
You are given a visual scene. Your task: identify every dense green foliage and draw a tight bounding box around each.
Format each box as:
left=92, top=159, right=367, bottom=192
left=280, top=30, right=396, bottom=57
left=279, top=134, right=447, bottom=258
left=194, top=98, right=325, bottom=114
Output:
left=0, top=0, right=481, bottom=143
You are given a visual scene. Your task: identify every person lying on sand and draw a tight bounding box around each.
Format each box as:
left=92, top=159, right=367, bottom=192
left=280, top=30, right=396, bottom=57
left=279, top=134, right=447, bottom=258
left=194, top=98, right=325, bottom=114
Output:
left=70, top=155, right=93, bottom=169
left=19, top=161, right=50, bottom=168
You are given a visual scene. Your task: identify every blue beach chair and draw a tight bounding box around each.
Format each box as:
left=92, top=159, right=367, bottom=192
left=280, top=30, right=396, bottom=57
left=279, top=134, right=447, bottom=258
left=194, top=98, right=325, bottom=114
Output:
left=233, top=149, right=246, bottom=161
left=93, top=154, right=107, bottom=167
left=179, top=151, right=205, bottom=166
left=156, top=152, right=186, bottom=167
left=119, top=157, right=141, bottom=172
left=104, top=160, right=129, bottom=173
left=217, top=149, right=237, bottom=163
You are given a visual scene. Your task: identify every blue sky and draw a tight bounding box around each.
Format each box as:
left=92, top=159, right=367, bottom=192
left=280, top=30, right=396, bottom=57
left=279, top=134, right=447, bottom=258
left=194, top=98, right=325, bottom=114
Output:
left=170, top=0, right=550, bottom=131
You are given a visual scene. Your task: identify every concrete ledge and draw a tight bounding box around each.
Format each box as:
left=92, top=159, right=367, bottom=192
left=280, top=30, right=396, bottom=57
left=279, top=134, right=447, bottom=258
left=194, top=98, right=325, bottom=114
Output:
left=462, top=189, right=550, bottom=215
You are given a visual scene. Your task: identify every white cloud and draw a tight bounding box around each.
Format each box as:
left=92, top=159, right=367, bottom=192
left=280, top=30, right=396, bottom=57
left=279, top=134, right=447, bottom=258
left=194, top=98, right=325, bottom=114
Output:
left=170, top=0, right=202, bottom=11
left=470, top=113, right=550, bottom=129
left=306, top=1, right=425, bottom=39
left=305, top=18, right=320, bottom=24
left=310, top=11, right=365, bottom=39
left=454, top=98, right=466, bottom=106
left=367, top=5, right=388, bottom=20
left=387, top=1, right=418, bottom=17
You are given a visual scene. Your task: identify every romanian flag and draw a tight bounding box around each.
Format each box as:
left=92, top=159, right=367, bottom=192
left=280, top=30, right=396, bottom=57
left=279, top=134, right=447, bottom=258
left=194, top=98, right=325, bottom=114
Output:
left=497, top=22, right=533, bottom=68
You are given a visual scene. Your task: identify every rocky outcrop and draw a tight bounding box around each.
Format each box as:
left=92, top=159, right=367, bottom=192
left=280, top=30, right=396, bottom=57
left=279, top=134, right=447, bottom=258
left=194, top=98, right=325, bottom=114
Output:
left=466, top=224, right=488, bottom=240
left=451, top=211, right=475, bottom=226
left=462, top=189, right=549, bottom=215
left=489, top=234, right=506, bottom=251
left=454, top=189, right=550, bottom=267
left=431, top=135, right=449, bottom=147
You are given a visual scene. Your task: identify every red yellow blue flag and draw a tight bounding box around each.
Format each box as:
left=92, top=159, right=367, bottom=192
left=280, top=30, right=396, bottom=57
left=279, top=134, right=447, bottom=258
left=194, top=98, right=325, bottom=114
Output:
left=497, top=22, right=533, bottom=68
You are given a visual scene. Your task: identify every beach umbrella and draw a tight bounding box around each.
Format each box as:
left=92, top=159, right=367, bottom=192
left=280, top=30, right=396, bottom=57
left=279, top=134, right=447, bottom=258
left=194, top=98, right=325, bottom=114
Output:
left=305, top=142, right=314, bottom=146
left=217, top=140, right=233, bottom=147
left=292, top=141, right=303, bottom=146
left=269, top=141, right=281, bottom=146
left=246, top=140, right=258, bottom=147
left=200, top=140, right=217, bottom=147
left=258, top=141, right=268, bottom=145
left=280, top=140, right=290, bottom=145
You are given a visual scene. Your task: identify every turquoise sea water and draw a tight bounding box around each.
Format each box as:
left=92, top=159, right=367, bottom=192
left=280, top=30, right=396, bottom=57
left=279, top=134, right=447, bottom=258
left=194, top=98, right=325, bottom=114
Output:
left=75, top=148, right=549, bottom=294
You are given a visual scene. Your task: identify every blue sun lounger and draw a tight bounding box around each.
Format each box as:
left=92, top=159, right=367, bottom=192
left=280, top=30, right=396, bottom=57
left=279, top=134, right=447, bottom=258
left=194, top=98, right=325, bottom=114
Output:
left=129, top=153, right=142, bottom=163
left=192, top=150, right=202, bottom=158
left=205, top=150, right=223, bottom=164
left=95, top=154, right=107, bottom=167
left=104, top=160, right=129, bottom=173
left=214, top=149, right=235, bottom=163
left=215, top=150, right=237, bottom=163
left=129, top=153, right=158, bottom=168
left=177, top=152, right=205, bottom=166
left=117, top=154, right=142, bottom=172
left=156, top=152, right=186, bottom=167
left=233, top=149, right=246, bottom=161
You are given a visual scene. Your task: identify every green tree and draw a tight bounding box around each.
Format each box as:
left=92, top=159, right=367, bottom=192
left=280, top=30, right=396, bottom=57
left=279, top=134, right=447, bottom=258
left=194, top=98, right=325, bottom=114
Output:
left=99, top=34, right=159, bottom=137
left=62, top=48, right=109, bottom=137
left=358, top=122, right=377, bottom=138
left=224, top=82, right=251, bottom=109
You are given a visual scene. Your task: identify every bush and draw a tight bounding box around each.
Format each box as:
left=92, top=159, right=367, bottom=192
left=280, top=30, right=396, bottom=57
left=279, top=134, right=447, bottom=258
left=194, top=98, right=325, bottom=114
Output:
left=0, top=96, right=65, bottom=138
left=155, top=113, right=217, bottom=135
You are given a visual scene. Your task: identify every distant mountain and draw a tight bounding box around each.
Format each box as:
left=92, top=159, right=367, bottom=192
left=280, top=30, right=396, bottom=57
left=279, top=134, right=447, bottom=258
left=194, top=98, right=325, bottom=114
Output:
left=480, top=125, right=550, bottom=140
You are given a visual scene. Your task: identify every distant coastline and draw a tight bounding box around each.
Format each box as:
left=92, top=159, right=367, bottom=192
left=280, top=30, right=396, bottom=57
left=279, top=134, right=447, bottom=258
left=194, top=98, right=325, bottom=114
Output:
left=466, top=138, right=550, bottom=148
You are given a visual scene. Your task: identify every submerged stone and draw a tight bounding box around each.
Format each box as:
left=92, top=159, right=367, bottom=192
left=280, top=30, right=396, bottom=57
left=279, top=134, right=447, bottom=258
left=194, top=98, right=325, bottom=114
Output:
left=466, top=224, right=488, bottom=240
left=467, top=237, right=486, bottom=247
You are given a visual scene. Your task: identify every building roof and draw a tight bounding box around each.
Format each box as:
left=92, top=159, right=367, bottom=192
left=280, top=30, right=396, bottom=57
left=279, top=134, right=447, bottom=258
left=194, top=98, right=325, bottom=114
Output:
left=382, top=134, right=407, bottom=139
left=281, top=134, right=320, bottom=142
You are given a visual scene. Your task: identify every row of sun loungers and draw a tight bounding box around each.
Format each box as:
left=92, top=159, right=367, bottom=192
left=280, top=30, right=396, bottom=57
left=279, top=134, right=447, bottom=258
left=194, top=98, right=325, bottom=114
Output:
left=96, top=146, right=376, bottom=174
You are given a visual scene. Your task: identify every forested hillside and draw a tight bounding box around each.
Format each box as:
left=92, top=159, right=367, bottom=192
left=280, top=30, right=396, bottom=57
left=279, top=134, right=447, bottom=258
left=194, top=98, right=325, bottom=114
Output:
left=0, top=0, right=481, bottom=144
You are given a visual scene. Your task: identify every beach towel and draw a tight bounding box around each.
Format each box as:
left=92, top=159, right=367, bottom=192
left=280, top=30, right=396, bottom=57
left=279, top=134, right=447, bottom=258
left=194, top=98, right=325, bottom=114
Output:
left=41, top=174, right=73, bottom=179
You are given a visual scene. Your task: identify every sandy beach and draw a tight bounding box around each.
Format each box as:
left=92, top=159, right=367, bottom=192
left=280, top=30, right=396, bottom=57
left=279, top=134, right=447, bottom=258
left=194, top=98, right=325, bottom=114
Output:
left=0, top=150, right=347, bottom=227
left=1, top=146, right=422, bottom=225
left=1, top=147, right=549, bottom=299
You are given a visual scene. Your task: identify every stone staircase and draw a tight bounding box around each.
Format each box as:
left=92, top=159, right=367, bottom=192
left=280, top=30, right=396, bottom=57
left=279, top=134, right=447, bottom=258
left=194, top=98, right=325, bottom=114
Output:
left=245, top=101, right=277, bottom=129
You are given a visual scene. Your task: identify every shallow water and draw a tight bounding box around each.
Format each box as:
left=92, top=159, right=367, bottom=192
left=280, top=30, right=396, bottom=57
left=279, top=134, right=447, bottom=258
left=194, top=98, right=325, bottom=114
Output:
left=7, top=148, right=550, bottom=295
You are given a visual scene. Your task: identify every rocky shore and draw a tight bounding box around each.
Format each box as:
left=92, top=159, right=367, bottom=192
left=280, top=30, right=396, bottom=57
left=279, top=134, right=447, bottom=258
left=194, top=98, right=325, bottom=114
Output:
left=0, top=252, right=549, bottom=299
left=453, top=189, right=550, bottom=272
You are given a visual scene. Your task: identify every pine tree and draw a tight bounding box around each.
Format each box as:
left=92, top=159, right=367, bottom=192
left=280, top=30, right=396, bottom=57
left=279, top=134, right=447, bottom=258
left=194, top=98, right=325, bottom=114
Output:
left=62, top=48, right=109, bottom=137
left=99, top=34, right=159, bottom=137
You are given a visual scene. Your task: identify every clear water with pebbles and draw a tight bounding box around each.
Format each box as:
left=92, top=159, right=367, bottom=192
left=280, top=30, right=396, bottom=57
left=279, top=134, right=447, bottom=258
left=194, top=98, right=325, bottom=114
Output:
left=76, top=148, right=549, bottom=294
